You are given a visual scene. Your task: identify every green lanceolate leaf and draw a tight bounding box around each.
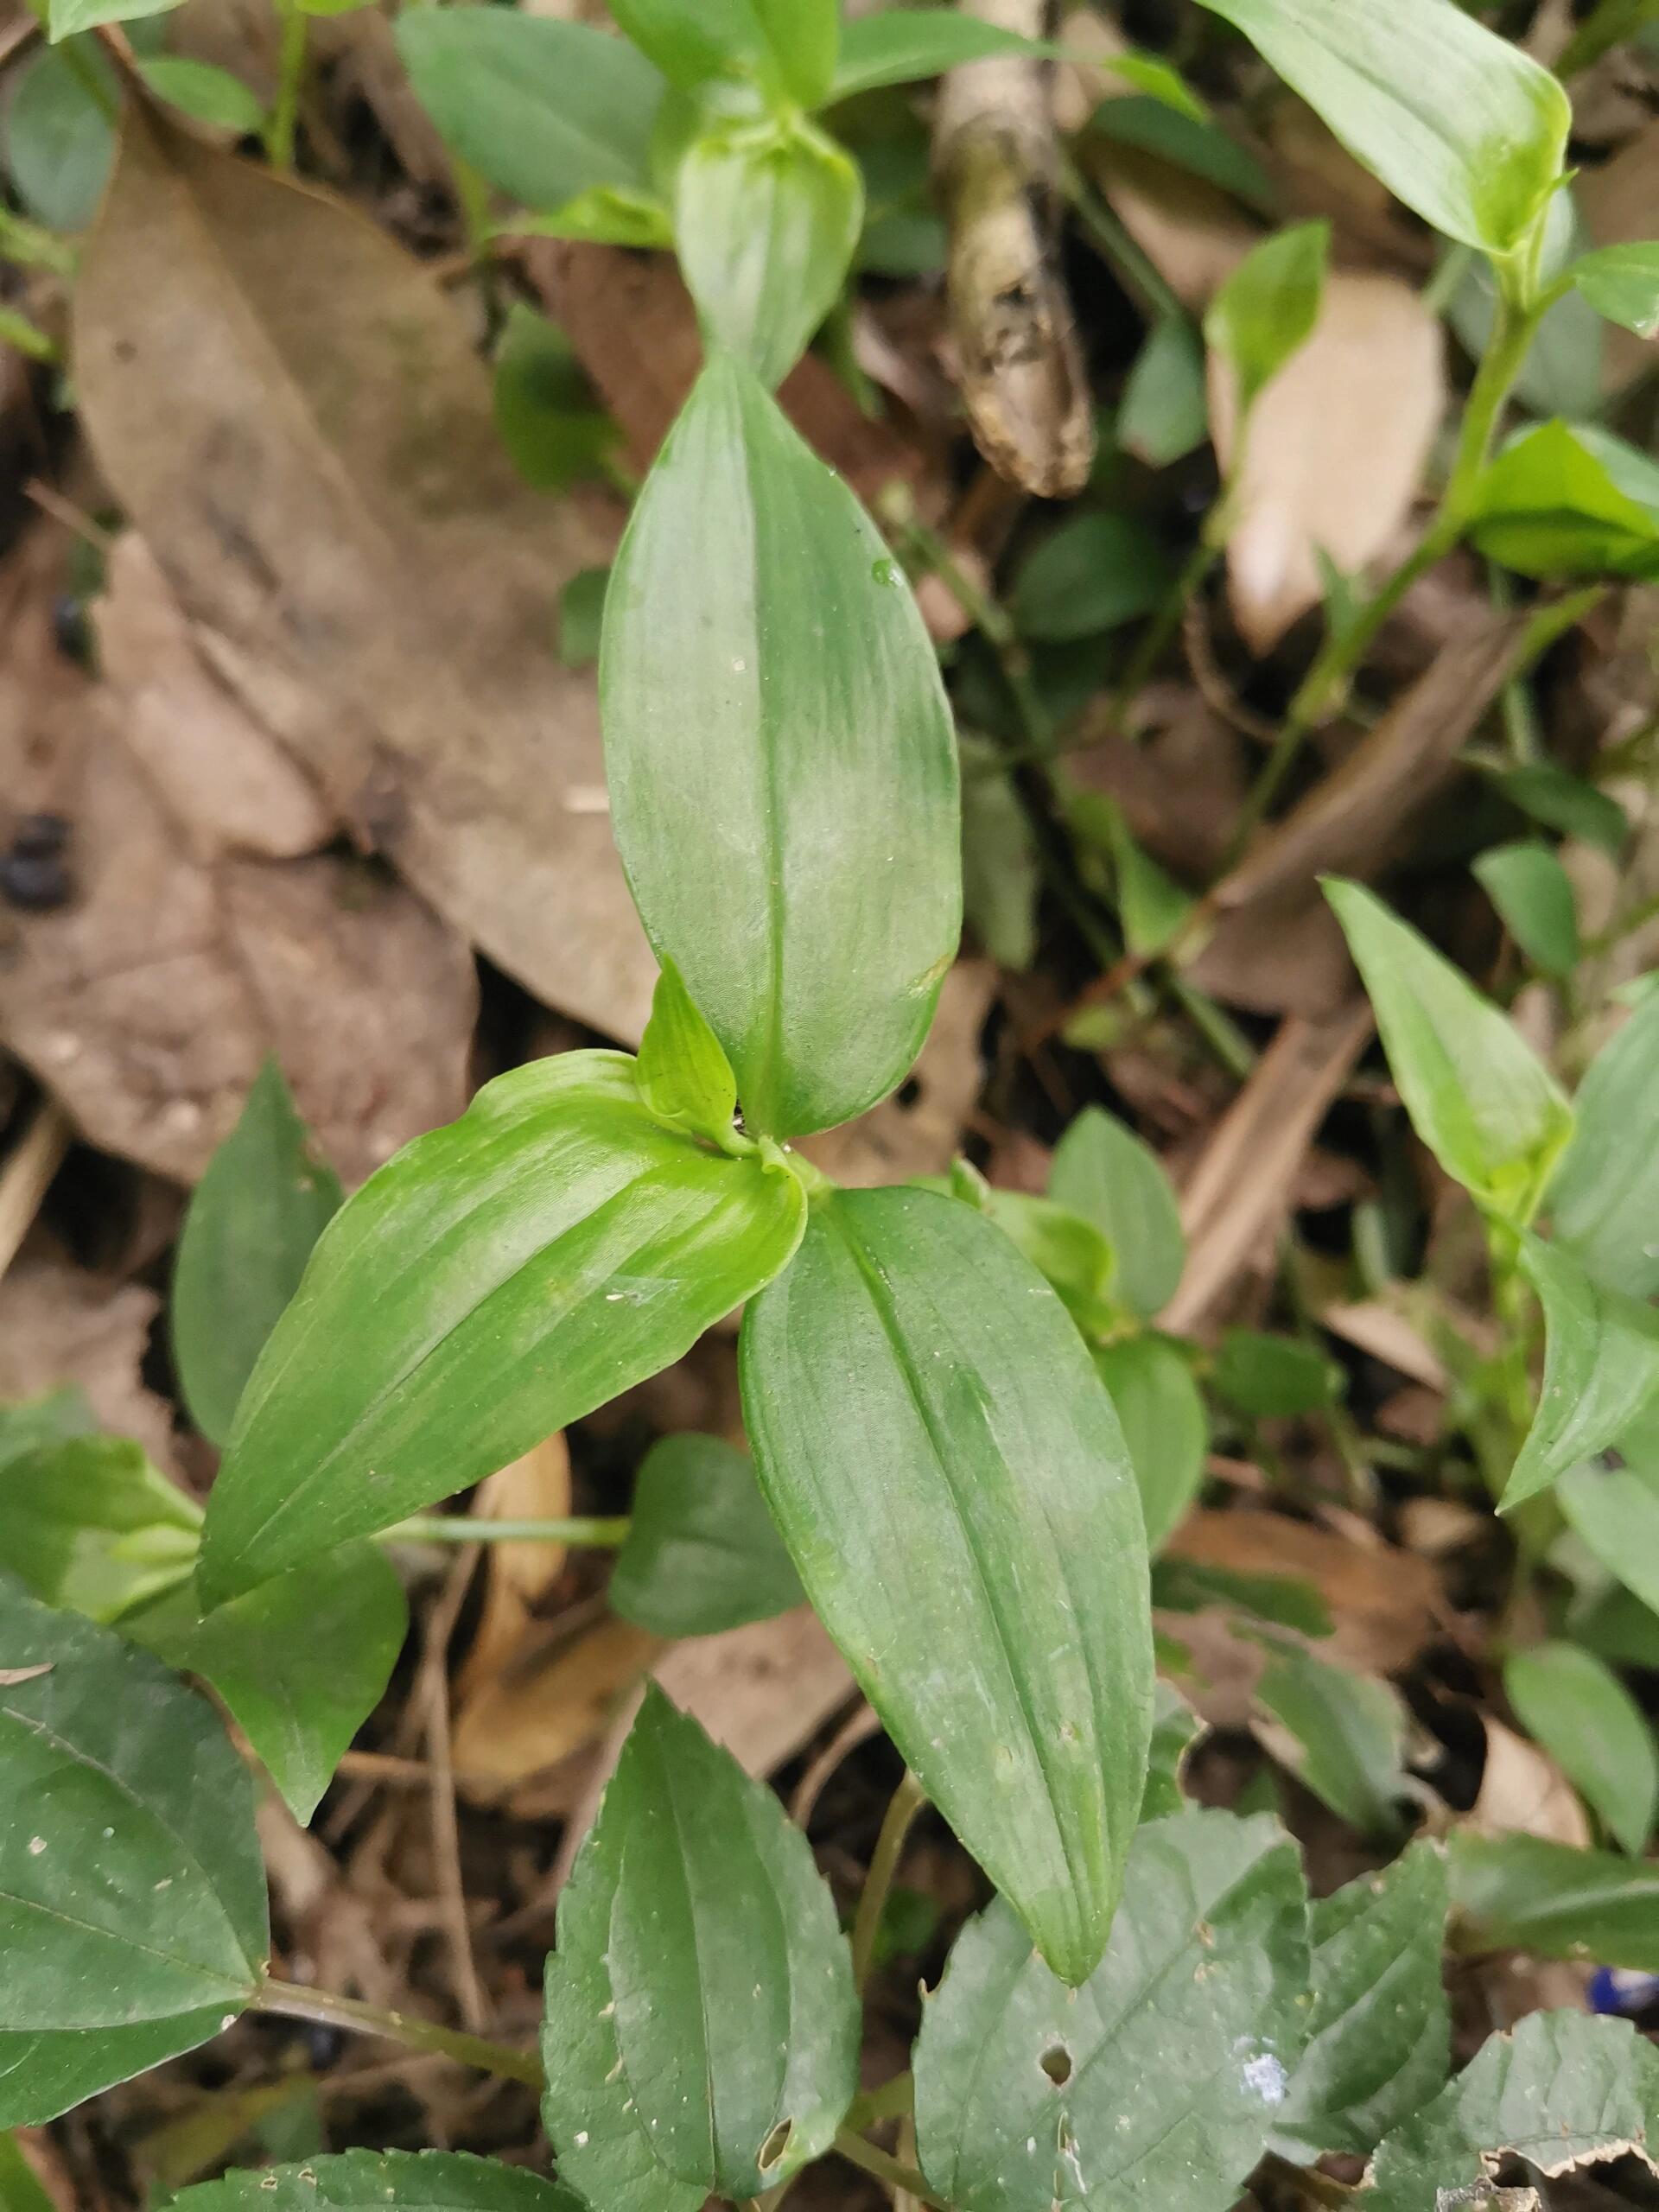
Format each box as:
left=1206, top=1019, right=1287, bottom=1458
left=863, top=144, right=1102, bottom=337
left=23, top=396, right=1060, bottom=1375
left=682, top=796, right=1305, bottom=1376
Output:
left=1504, top=1640, right=1658, bottom=1853
left=1254, top=1643, right=1407, bottom=1839
left=0, top=1435, right=200, bottom=1623
left=1470, top=419, right=1659, bottom=580
left=1550, top=988, right=1659, bottom=1298
left=1214, top=1330, right=1340, bottom=1419
left=741, top=1185, right=1153, bottom=1986
left=1272, top=1842, right=1450, bottom=2161
left=962, top=1173, right=1119, bottom=1340
left=1119, top=314, right=1209, bottom=467
left=1141, top=1681, right=1204, bottom=1819
left=635, top=960, right=740, bottom=1144
left=543, top=1688, right=858, bottom=2210
left=750, top=0, right=837, bottom=108
left=1154, top=1560, right=1332, bottom=1639
left=605, top=0, right=772, bottom=94
left=1192, top=0, right=1568, bottom=259
left=135, top=57, right=264, bottom=133
left=1503, top=1231, right=1659, bottom=1510
left=0, top=2008, right=231, bottom=2131
left=395, top=10, right=664, bottom=214
left=827, top=10, right=1055, bottom=100
left=1560, top=1458, right=1659, bottom=1619
left=3, top=44, right=115, bottom=230
left=913, top=1811, right=1310, bottom=2212
left=0, top=1574, right=266, bottom=2030
left=1325, top=877, right=1573, bottom=1224
left=1007, top=513, right=1175, bottom=644
left=163, top=2150, right=582, bottom=2209
left=1474, top=839, right=1580, bottom=976
left=492, top=306, right=620, bottom=494
left=608, top=1433, right=803, bottom=1637
left=1367, top=2010, right=1659, bottom=2208
left=1570, top=239, right=1659, bottom=338
left=1093, top=1336, right=1206, bottom=1553
left=128, top=1544, right=406, bottom=1824
left=1048, top=1105, right=1185, bottom=1320
left=1204, top=219, right=1329, bottom=421
left=172, top=1058, right=343, bottom=1449
left=601, top=353, right=961, bottom=1138
left=1447, top=1831, right=1659, bottom=1970
left=198, top=1052, right=805, bottom=1601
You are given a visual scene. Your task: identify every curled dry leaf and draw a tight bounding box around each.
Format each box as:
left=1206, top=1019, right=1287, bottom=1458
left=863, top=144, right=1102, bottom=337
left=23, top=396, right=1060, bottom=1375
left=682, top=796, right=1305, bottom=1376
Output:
left=454, top=1434, right=574, bottom=1705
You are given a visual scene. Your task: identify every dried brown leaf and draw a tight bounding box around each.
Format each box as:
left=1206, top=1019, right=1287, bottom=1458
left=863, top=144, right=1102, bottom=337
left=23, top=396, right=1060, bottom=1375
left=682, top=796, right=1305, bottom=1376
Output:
left=1471, top=1716, right=1593, bottom=1850
left=450, top=1616, right=661, bottom=1805
left=0, top=1259, right=177, bottom=1471
left=454, top=1434, right=574, bottom=1704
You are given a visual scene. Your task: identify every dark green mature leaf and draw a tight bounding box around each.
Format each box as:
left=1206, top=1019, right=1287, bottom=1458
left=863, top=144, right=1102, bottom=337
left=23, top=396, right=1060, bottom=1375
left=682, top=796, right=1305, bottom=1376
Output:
left=635, top=961, right=740, bottom=1146
left=1470, top=419, right=1659, bottom=581
left=1048, top=1106, right=1185, bottom=1320
left=1551, top=988, right=1659, bottom=1298
left=1503, top=1232, right=1659, bottom=1510
left=1474, top=840, right=1580, bottom=977
left=608, top=1433, right=803, bottom=1637
left=492, top=306, right=620, bottom=495
left=1573, top=1582, right=1659, bottom=1671
left=0, top=1435, right=200, bottom=1624
left=1153, top=1560, right=1332, bottom=1638
left=0, top=1574, right=266, bottom=2030
left=1272, top=1843, right=1450, bottom=2161
left=1088, top=95, right=1274, bottom=211
left=960, top=741, right=1039, bottom=971
left=913, top=1811, right=1309, bottom=2212
left=163, top=2149, right=581, bottom=2209
left=129, top=1544, right=406, bottom=1823
left=1093, top=1336, right=1206, bottom=1552
left=1493, top=760, right=1628, bottom=856
left=394, top=10, right=664, bottom=213
left=1325, top=878, right=1573, bottom=1224
left=1505, top=1640, right=1657, bottom=1853
left=741, top=1185, right=1152, bottom=1986
left=1447, top=1831, right=1659, bottom=1969
left=969, top=1178, right=1118, bottom=1339
left=3, top=44, right=114, bottom=229
left=47, top=0, right=175, bottom=45
left=1192, top=0, right=1568, bottom=258
left=0, top=2008, right=229, bottom=2131
left=198, top=1052, right=805, bottom=1601
left=543, top=1688, right=858, bottom=2210
left=1008, top=513, right=1175, bottom=644
left=1561, top=1459, right=1659, bottom=1619
left=1204, top=219, right=1328, bottom=419
left=827, top=10, right=1054, bottom=101
left=1214, top=1331, right=1340, bottom=1419
left=1119, top=314, right=1209, bottom=467
left=1366, top=2010, right=1659, bottom=2208
left=1571, top=240, right=1659, bottom=338
left=602, top=353, right=960, bottom=1138
left=172, top=1058, right=342, bottom=1449
left=1254, top=1643, right=1407, bottom=1838
left=0, top=2132, right=55, bottom=2212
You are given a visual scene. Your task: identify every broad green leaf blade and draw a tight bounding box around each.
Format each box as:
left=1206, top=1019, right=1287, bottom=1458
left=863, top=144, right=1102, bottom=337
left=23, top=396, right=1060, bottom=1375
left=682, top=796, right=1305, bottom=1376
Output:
left=1271, top=1842, right=1450, bottom=2161
left=3, top=45, right=115, bottom=229
left=1088, top=94, right=1275, bottom=210
left=543, top=1688, right=858, bottom=2208
left=1093, top=1336, right=1206, bottom=1553
left=394, top=10, right=664, bottom=211
left=1048, top=1106, right=1185, bottom=1319
left=971, top=1181, right=1118, bottom=1339
left=635, top=960, right=739, bottom=1144
left=1192, top=0, right=1568, bottom=257
left=828, top=10, right=1055, bottom=100
left=1214, top=1330, right=1339, bottom=1418
left=1119, top=313, right=1209, bottom=467
left=128, top=1544, right=406, bottom=1824
left=913, top=1810, right=1310, bottom=2212
left=1469, top=418, right=1659, bottom=580
left=1154, top=1560, right=1332, bottom=1638
left=605, top=0, right=771, bottom=92
left=0, top=1574, right=267, bottom=2030
left=1571, top=240, right=1659, bottom=338
left=135, top=57, right=265, bottom=133
left=1447, top=1831, right=1659, bottom=1969
left=601, top=353, right=961, bottom=1138
left=198, top=1053, right=805, bottom=1601
left=0, top=1389, right=94, bottom=1469
left=1503, top=1232, right=1659, bottom=1509
left=1007, top=513, right=1176, bottom=643
left=1494, top=760, right=1629, bottom=855
left=1141, top=1681, right=1203, bottom=1820
left=492, top=305, right=620, bottom=495
left=1253, top=1643, right=1407, bottom=1839
left=608, top=1433, right=803, bottom=1637
left=1367, top=2010, right=1659, bottom=2209
left=1550, top=988, right=1659, bottom=1298
left=1504, top=1640, right=1658, bottom=1853
left=1324, top=877, right=1573, bottom=1223
left=751, top=0, right=837, bottom=108
left=0, top=1435, right=200, bottom=1622
left=47, top=0, right=175, bottom=43
left=1473, top=839, right=1580, bottom=976
left=1560, top=1458, right=1659, bottom=1618
left=741, top=1186, right=1153, bottom=1986
left=1204, top=219, right=1328, bottom=419
left=0, top=2008, right=229, bottom=2130
left=172, top=1058, right=343, bottom=1449
left=163, top=2150, right=581, bottom=2209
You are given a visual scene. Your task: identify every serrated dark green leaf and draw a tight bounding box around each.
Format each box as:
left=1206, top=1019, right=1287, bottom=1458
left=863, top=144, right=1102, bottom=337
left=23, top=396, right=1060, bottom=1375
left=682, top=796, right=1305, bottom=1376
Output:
left=1254, top=1643, right=1407, bottom=1839
left=1205, top=220, right=1329, bottom=419
left=1503, top=1231, right=1659, bottom=1510
left=1474, top=840, right=1580, bottom=976
left=741, top=1185, right=1152, bottom=1986
left=0, top=1574, right=266, bottom=2030
left=1551, top=988, right=1659, bottom=1298
left=1272, top=1842, right=1450, bottom=2160
left=542, top=1688, right=858, bottom=2210
left=1048, top=1106, right=1185, bottom=1321
left=601, top=353, right=960, bottom=1138
left=635, top=961, right=739, bottom=1145
left=1504, top=1640, right=1657, bottom=1853
left=827, top=10, right=1055, bottom=100
left=1447, top=1831, right=1659, bottom=1969
left=608, top=1433, right=802, bottom=1638
left=1094, top=1336, right=1206, bottom=1553
left=913, top=1810, right=1310, bottom=2212
left=198, top=1052, right=805, bottom=1601
left=162, top=2149, right=581, bottom=2209
left=0, top=1435, right=200, bottom=1624
left=0, top=2008, right=229, bottom=2131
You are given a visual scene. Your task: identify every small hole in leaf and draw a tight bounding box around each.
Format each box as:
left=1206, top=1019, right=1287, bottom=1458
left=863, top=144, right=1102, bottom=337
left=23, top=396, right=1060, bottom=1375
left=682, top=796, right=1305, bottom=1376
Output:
left=759, top=2119, right=794, bottom=2171
left=1040, top=2044, right=1072, bottom=2088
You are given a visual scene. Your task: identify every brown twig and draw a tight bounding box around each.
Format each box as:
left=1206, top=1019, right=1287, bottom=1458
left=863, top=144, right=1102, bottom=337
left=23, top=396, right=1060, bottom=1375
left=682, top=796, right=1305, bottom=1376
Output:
left=0, top=1097, right=70, bottom=1284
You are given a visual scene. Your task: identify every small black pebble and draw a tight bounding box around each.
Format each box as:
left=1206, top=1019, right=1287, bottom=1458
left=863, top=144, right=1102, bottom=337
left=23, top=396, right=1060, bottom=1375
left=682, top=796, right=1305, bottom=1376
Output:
left=0, top=851, right=73, bottom=910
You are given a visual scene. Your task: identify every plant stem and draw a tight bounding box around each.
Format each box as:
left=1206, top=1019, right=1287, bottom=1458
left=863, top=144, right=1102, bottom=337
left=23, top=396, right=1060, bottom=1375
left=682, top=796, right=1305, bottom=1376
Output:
left=265, top=0, right=307, bottom=171
left=831, top=2129, right=949, bottom=2211
left=850, top=1768, right=927, bottom=1994
left=384, top=1514, right=631, bottom=1548
left=251, top=1977, right=543, bottom=2087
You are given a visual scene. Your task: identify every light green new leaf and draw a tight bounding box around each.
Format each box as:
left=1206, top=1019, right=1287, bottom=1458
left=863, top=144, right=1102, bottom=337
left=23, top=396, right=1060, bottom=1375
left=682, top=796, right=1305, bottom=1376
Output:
left=741, top=1186, right=1152, bottom=1986
left=1474, top=840, right=1580, bottom=976
left=1272, top=1843, right=1450, bottom=2161
left=1008, top=513, right=1175, bottom=644
left=1447, top=1830, right=1659, bottom=1970
left=608, top=1433, right=803, bottom=1638
left=750, top=0, right=837, bottom=108
left=966, top=1176, right=1119, bottom=1340
left=1571, top=240, right=1659, bottom=338
left=0, top=1574, right=267, bottom=2031
left=635, top=961, right=739, bottom=1145
left=1192, top=0, right=1568, bottom=258
left=1214, top=1330, right=1340, bottom=1419
left=1551, top=988, right=1659, bottom=1298
left=198, top=1053, right=805, bottom=1601
left=395, top=11, right=664, bottom=213
left=1205, top=219, right=1329, bottom=421
left=1503, top=1231, right=1659, bottom=1510
left=1325, top=877, right=1573, bottom=1224
left=3, top=45, right=115, bottom=230
left=913, top=1811, right=1309, bottom=2212
left=1505, top=1640, right=1657, bottom=1853
left=676, top=116, right=862, bottom=391
left=1367, top=2010, right=1659, bottom=2209
left=0, top=1435, right=200, bottom=1624
left=1093, top=1335, right=1206, bottom=1552
left=134, top=57, right=264, bottom=133
left=602, top=353, right=961, bottom=1138
left=1119, top=314, right=1209, bottom=468
left=1049, top=1105, right=1185, bottom=1319
left=1141, top=1681, right=1204, bottom=1819
left=1469, top=419, right=1659, bottom=581
left=827, top=10, right=1054, bottom=101
left=1254, top=1643, right=1407, bottom=1838
left=163, top=2150, right=581, bottom=2209
left=543, top=1688, right=858, bottom=2210
left=128, top=1544, right=406, bottom=1824
left=492, top=305, right=620, bottom=495
left=605, top=0, right=771, bottom=93
left=172, top=1058, right=342, bottom=1449
left=0, top=2008, right=229, bottom=2131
